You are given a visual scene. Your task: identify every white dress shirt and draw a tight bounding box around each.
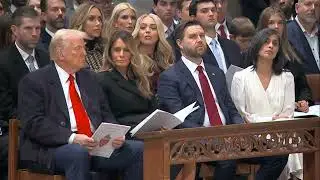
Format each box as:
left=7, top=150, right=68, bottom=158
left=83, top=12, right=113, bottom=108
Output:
left=55, top=63, right=94, bottom=143
left=295, top=16, right=320, bottom=70
left=15, top=42, right=39, bottom=70
left=45, top=27, right=55, bottom=37
left=231, top=66, right=295, bottom=123
left=205, top=35, right=228, bottom=73
left=215, top=19, right=230, bottom=39
left=181, top=56, right=226, bottom=126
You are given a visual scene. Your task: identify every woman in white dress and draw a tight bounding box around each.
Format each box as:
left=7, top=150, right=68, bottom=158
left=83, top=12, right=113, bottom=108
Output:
left=231, top=28, right=297, bottom=179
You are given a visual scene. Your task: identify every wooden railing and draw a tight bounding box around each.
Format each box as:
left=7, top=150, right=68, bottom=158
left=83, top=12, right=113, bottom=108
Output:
left=137, top=117, right=320, bottom=180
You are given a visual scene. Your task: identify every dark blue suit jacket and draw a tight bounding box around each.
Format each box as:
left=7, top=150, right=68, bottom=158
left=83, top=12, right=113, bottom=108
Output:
left=39, top=29, right=52, bottom=51
left=287, top=20, right=320, bottom=74
left=18, top=63, right=117, bottom=169
left=157, top=60, right=243, bottom=128
left=171, top=36, right=242, bottom=68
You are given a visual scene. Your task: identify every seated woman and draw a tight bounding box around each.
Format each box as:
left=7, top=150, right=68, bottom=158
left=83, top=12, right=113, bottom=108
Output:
left=256, top=6, right=313, bottom=112
left=70, top=3, right=104, bottom=72
left=231, top=28, right=298, bottom=180
left=132, top=13, right=174, bottom=92
left=102, top=2, right=136, bottom=41
left=97, top=30, right=156, bottom=129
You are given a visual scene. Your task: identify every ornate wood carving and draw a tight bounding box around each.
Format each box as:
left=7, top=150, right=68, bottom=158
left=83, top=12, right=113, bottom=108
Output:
left=170, top=129, right=318, bottom=164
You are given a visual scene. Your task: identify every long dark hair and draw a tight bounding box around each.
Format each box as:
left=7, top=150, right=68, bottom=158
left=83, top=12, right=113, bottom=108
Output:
left=245, top=28, right=285, bottom=75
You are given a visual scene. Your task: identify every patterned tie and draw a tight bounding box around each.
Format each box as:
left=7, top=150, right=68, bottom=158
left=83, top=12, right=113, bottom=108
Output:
left=26, top=55, right=37, bottom=72
left=197, top=66, right=222, bottom=126
left=68, top=75, right=92, bottom=137
left=218, top=24, right=227, bottom=39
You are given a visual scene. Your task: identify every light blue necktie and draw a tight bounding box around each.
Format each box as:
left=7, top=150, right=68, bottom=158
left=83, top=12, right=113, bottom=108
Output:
left=210, top=39, right=225, bottom=72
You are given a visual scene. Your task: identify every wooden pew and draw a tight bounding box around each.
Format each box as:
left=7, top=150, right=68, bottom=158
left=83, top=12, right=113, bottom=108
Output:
left=137, top=117, right=320, bottom=180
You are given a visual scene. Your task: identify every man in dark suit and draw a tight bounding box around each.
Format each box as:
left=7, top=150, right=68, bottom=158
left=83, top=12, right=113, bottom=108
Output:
left=158, top=20, right=288, bottom=180
left=0, top=7, right=50, bottom=180
left=39, top=0, right=66, bottom=50
left=287, top=0, right=319, bottom=74
left=18, top=29, right=143, bottom=180
left=215, top=0, right=232, bottom=39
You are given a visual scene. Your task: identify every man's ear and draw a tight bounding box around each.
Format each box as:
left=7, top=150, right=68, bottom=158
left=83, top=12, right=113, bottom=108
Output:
left=153, top=4, right=157, bottom=14
left=11, top=25, right=18, bottom=37
left=176, top=39, right=183, bottom=50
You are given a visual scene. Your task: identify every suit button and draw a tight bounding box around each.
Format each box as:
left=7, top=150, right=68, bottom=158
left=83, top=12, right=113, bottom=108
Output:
left=60, top=121, right=66, bottom=126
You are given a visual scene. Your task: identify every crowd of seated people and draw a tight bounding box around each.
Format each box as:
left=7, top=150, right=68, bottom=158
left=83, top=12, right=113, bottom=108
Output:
left=0, top=0, right=319, bottom=180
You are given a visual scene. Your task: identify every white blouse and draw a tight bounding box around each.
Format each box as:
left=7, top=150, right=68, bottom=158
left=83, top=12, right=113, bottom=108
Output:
left=231, top=66, right=295, bottom=123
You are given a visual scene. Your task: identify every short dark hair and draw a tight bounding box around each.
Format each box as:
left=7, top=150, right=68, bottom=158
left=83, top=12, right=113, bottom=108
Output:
left=229, top=17, right=255, bottom=37
left=175, top=20, right=203, bottom=41
left=12, top=6, right=39, bottom=26
left=245, top=28, right=285, bottom=75
left=40, top=0, right=66, bottom=12
left=189, top=0, right=215, bottom=16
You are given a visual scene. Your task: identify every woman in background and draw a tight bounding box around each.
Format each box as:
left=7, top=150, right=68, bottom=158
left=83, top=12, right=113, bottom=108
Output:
left=231, top=28, right=297, bottom=180
left=256, top=6, right=313, bottom=113
left=97, top=30, right=156, bottom=129
left=102, top=2, right=136, bottom=41
left=0, top=15, right=14, bottom=50
left=70, top=2, right=104, bottom=72
left=132, top=13, right=174, bottom=92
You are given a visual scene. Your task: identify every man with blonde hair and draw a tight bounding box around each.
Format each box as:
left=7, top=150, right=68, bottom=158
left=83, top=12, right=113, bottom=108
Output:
left=18, top=29, right=143, bottom=180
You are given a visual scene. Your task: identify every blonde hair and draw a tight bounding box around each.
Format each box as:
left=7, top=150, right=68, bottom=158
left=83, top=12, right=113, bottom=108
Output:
left=102, top=3, right=136, bottom=41
left=101, top=30, right=153, bottom=98
left=132, top=13, right=174, bottom=73
left=69, top=2, right=104, bottom=36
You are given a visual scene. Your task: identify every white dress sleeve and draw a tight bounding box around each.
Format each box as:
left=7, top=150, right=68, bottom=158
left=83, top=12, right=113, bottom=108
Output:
left=280, top=72, right=295, bottom=118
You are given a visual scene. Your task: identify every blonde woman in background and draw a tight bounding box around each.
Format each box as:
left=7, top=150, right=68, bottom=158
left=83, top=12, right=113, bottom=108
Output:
left=70, top=2, right=105, bottom=71
left=132, top=13, right=174, bottom=92
left=102, top=2, right=137, bottom=41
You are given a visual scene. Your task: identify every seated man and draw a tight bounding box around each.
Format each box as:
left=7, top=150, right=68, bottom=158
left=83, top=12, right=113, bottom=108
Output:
left=17, top=29, right=143, bottom=180
left=158, top=20, right=288, bottom=180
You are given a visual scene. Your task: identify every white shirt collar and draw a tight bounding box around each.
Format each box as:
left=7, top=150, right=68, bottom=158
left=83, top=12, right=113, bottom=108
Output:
left=295, top=16, right=318, bottom=36
left=45, top=27, right=55, bottom=37
left=181, top=56, right=205, bottom=73
left=55, top=63, right=75, bottom=84
left=15, top=41, right=35, bottom=61
left=205, top=35, right=219, bottom=46
left=10, top=4, right=16, bottom=13
left=74, top=0, right=79, bottom=10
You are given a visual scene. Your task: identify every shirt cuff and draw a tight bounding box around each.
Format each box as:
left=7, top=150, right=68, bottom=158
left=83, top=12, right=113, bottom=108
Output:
left=68, top=133, right=76, bottom=144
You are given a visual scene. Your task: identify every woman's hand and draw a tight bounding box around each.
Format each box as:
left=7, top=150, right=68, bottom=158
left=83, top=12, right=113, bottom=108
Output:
left=295, top=100, right=309, bottom=113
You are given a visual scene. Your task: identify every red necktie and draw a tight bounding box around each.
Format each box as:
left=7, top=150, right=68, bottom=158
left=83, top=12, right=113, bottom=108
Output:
left=197, top=66, right=223, bottom=126
left=68, top=75, right=92, bottom=137
left=218, top=24, right=227, bottom=39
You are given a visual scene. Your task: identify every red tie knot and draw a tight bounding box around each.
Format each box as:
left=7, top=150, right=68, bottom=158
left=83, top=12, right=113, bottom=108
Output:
left=196, top=66, right=204, bottom=72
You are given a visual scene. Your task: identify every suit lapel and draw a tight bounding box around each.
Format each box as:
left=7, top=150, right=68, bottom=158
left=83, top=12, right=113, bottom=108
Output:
left=34, top=49, right=48, bottom=67
left=110, top=70, right=143, bottom=98
left=176, top=60, right=204, bottom=106
left=218, top=37, right=231, bottom=67
left=205, top=66, right=222, bottom=96
left=10, top=45, right=30, bottom=74
left=47, top=63, right=70, bottom=127
left=203, top=47, right=219, bottom=66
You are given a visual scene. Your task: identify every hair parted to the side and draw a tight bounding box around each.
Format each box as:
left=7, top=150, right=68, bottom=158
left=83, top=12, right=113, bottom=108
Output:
left=245, top=28, right=285, bottom=75
left=132, top=13, right=174, bottom=73
left=175, top=20, right=203, bottom=41
left=229, top=16, right=256, bottom=37
left=102, top=2, right=136, bottom=41
left=69, top=2, right=104, bottom=35
left=11, top=6, right=38, bottom=26
left=101, top=30, right=153, bottom=99
left=256, top=6, right=301, bottom=63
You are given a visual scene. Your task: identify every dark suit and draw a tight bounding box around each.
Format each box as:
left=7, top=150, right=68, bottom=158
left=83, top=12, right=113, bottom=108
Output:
left=96, top=70, right=157, bottom=128
left=39, top=29, right=52, bottom=50
left=0, top=44, right=49, bottom=180
left=0, top=44, right=49, bottom=132
left=18, top=63, right=143, bottom=180
left=172, top=36, right=242, bottom=69
left=158, top=59, right=287, bottom=180
left=287, top=20, right=320, bottom=74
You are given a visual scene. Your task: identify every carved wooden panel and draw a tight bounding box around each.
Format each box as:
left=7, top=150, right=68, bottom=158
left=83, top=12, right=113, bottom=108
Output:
left=170, top=129, right=318, bottom=164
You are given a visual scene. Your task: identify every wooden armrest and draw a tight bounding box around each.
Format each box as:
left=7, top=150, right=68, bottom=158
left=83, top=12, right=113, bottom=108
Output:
left=8, top=119, right=20, bottom=180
